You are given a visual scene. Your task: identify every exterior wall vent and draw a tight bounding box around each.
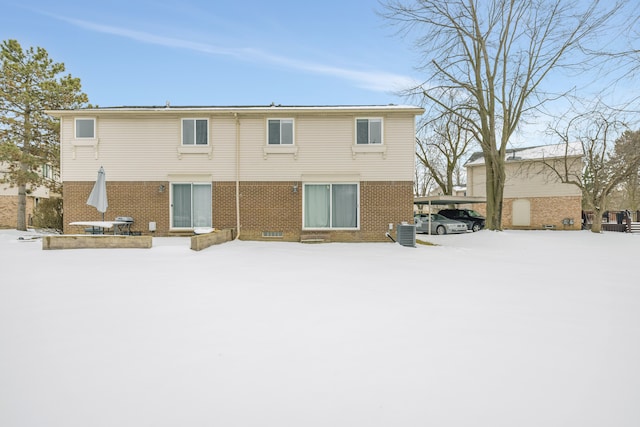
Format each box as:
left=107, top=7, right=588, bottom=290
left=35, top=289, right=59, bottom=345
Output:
left=262, top=231, right=284, bottom=238
left=396, top=223, right=416, bottom=247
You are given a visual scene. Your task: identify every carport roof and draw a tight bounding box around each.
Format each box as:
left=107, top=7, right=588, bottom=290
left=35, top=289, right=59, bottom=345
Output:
left=414, top=195, right=486, bottom=205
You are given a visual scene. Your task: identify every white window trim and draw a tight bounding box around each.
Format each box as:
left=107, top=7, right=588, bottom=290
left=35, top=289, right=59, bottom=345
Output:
left=302, top=182, right=360, bottom=231
left=351, top=145, right=387, bottom=159
left=177, top=146, right=214, bottom=159
left=74, top=117, right=97, bottom=139
left=181, top=118, right=210, bottom=146
left=263, top=145, right=298, bottom=159
left=267, top=118, right=295, bottom=145
left=169, top=181, right=212, bottom=230
left=355, top=117, right=383, bottom=145
left=71, top=117, right=98, bottom=159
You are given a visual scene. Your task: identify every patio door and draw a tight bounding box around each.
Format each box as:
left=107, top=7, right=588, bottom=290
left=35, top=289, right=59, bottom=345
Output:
left=171, top=183, right=212, bottom=228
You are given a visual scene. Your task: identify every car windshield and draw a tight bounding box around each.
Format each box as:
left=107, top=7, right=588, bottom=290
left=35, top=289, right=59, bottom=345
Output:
left=467, top=210, right=483, bottom=218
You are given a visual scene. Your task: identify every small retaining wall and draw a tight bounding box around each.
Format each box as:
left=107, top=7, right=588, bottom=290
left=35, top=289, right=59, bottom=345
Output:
left=42, top=235, right=152, bottom=250
left=190, top=228, right=234, bottom=251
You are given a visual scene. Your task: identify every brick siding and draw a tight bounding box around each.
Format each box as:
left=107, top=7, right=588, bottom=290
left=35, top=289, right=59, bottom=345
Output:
left=64, top=181, right=169, bottom=235
left=0, top=196, right=36, bottom=229
left=472, top=196, right=582, bottom=230
left=64, top=180, right=414, bottom=241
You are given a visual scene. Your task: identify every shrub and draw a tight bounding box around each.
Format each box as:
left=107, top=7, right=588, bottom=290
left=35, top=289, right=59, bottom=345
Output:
left=32, top=197, right=63, bottom=231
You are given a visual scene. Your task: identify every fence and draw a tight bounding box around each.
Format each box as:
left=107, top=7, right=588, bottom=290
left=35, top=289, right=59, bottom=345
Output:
left=583, top=210, right=640, bottom=233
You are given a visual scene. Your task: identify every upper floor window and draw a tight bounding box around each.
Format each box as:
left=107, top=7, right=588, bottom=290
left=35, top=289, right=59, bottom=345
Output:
left=268, top=119, right=294, bottom=145
left=75, top=118, right=95, bottom=139
left=182, top=119, right=208, bottom=145
left=356, top=118, right=382, bottom=144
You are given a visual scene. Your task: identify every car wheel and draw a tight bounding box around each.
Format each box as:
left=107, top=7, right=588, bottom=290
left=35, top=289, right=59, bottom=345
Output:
left=436, top=225, right=446, bottom=235
left=472, top=223, right=481, bottom=232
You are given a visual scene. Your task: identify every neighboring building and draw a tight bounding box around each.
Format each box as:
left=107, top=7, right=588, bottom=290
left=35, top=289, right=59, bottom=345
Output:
left=465, top=143, right=583, bottom=230
left=49, top=105, right=424, bottom=241
left=0, top=162, right=54, bottom=228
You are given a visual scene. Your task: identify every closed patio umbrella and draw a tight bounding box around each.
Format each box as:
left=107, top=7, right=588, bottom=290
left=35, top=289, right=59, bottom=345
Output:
left=87, top=166, right=108, bottom=220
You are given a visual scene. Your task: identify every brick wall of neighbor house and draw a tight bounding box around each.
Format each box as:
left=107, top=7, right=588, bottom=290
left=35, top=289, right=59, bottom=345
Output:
left=63, top=180, right=414, bottom=241
left=0, top=196, right=36, bottom=228
left=473, top=196, right=582, bottom=230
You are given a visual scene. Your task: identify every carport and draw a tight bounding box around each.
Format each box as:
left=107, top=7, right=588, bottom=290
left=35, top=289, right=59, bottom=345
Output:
left=413, top=195, right=486, bottom=235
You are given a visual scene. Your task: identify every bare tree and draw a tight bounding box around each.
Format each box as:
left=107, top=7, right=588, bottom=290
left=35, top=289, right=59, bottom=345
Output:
left=416, top=102, right=475, bottom=196
left=545, top=110, right=640, bottom=233
left=381, top=0, right=628, bottom=230
left=414, top=158, right=435, bottom=197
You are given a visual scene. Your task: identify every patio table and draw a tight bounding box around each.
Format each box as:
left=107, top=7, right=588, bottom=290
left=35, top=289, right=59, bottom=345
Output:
left=69, top=221, right=130, bottom=235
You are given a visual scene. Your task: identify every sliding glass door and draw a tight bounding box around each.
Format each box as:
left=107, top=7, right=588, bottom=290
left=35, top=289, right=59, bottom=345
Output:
left=171, top=183, right=212, bottom=228
left=303, top=183, right=358, bottom=229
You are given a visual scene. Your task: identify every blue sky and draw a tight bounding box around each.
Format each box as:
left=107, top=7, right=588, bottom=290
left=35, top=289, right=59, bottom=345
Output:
left=3, top=0, right=638, bottom=147
left=3, top=1, right=420, bottom=107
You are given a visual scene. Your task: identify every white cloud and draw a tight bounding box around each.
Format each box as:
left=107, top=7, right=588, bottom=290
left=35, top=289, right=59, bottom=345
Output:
left=55, top=15, right=417, bottom=94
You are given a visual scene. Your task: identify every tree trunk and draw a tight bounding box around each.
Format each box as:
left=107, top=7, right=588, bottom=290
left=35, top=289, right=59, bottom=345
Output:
left=484, top=153, right=505, bottom=230
left=591, top=207, right=603, bottom=233
left=17, top=184, right=27, bottom=231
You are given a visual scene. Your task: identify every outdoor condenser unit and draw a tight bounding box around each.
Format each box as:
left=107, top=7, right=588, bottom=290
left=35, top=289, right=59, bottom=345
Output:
left=396, top=223, right=416, bottom=247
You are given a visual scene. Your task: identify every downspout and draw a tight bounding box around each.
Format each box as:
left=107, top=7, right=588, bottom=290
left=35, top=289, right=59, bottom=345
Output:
left=234, top=112, right=241, bottom=240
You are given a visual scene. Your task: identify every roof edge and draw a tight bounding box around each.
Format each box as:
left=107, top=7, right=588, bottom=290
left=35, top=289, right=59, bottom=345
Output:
left=46, top=104, right=425, bottom=116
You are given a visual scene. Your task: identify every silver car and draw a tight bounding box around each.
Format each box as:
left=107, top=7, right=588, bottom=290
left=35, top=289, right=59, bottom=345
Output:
left=414, top=213, right=468, bottom=235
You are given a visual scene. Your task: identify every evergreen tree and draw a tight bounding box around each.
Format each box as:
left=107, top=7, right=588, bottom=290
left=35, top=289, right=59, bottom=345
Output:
left=0, top=39, right=88, bottom=230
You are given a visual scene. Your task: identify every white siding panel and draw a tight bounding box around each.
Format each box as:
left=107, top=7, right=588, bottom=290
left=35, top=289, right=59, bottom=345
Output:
left=62, top=116, right=238, bottom=181
left=60, top=111, right=418, bottom=182
left=503, top=161, right=581, bottom=197
left=467, top=166, right=486, bottom=196
left=239, top=114, right=415, bottom=181
left=467, top=160, right=582, bottom=198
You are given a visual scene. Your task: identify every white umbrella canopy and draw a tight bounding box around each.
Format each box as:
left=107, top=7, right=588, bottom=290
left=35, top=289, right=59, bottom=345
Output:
left=87, top=166, right=108, bottom=220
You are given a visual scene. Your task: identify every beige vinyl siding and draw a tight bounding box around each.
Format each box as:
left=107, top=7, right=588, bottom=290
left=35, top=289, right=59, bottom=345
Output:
left=240, top=114, right=415, bottom=181
left=468, top=159, right=582, bottom=198
left=466, top=165, right=484, bottom=197
left=60, top=111, right=417, bottom=182
left=61, top=116, right=183, bottom=181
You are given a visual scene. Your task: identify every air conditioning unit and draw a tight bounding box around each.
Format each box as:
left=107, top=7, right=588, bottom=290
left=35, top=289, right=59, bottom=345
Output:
left=396, top=223, right=416, bottom=247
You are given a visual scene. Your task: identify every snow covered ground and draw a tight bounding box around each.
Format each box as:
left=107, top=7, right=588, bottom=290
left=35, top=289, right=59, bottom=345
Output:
left=1, top=228, right=638, bottom=427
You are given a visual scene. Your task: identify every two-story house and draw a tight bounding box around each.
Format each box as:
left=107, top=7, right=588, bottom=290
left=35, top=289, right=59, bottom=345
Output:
left=465, top=143, right=583, bottom=230
left=48, top=105, right=424, bottom=242
left=0, top=162, right=56, bottom=228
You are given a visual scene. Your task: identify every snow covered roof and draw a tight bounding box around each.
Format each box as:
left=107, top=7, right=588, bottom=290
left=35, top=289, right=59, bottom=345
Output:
left=465, top=142, right=583, bottom=166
